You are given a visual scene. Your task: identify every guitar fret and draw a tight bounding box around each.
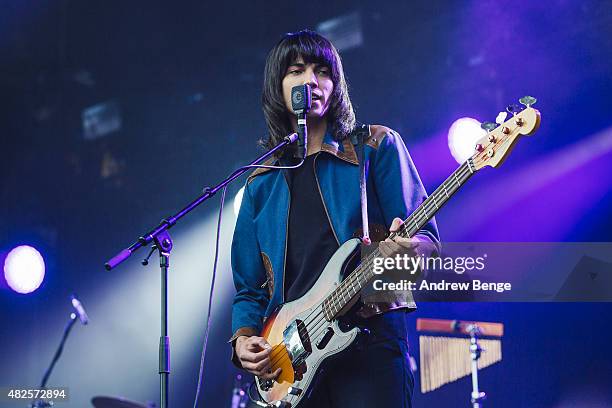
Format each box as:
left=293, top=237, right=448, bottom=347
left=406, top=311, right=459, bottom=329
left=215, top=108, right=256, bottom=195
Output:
left=432, top=194, right=440, bottom=210
left=443, top=184, right=450, bottom=198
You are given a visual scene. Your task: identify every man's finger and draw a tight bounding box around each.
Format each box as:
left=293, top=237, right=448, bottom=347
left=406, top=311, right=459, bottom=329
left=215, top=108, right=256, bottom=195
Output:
left=389, top=217, right=404, bottom=232
left=242, top=354, right=270, bottom=372
left=259, top=367, right=282, bottom=380
left=246, top=340, right=273, bottom=355
left=394, top=237, right=419, bottom=249
left=241, top=360, right=259, bottom=372
left=250, top=337, right=271, bottom=350
left=380, top=239, right=401, bottom=257
left=252, top=357, right=271, bottom=373
left=240, top=348, right=270, bottom=363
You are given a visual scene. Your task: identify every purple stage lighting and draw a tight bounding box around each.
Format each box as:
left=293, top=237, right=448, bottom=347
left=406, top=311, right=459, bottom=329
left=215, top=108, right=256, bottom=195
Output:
left=447, top=117, right=486, bottom=164
left=3, top=245, right=46, bottom=294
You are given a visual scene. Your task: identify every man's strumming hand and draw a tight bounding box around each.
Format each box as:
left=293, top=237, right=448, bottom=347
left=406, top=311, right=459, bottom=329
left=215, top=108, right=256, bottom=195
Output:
left=235, top=335, right=282, bottom=379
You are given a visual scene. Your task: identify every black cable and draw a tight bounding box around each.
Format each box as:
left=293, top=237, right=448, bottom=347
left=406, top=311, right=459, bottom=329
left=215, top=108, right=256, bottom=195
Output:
left=191, top=148, right=302, bottom=407
left=192, top=185, right=227, bottom=408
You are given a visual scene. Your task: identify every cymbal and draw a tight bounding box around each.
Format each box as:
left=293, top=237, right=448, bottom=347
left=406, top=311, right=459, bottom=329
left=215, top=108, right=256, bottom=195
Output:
left=91, top=396, right=150, bottom=408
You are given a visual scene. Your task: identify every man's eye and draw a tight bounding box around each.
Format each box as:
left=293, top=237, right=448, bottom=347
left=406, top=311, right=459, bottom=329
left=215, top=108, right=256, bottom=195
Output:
left=289, top=69, right=303, bottom=75
left=318, top=69, right=330, bottom=76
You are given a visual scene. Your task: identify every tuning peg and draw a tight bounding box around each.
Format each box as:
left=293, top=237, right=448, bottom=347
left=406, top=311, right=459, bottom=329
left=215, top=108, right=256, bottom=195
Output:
left=519, top=96, right=537, bottom=107
left=506, top=104, right=522, bottom=115
left=480, top=121, right=498, bottom=132
left=495, top=111, right=508, bottom=125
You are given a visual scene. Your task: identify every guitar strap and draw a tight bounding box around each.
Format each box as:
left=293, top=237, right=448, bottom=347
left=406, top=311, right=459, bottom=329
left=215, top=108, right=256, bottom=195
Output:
left=350, top=124, right=372, bottom=245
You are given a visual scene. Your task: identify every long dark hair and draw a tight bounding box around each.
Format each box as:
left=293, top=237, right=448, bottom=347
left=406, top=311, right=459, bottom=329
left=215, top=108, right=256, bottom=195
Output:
left=262, top=29, right=356, bottom=149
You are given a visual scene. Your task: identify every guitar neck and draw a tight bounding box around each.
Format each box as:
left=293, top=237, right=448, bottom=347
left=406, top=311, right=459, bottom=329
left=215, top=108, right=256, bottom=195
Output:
left=397, top=158, right=475, bottom=238
left=321, top=158, right=477, bottom=321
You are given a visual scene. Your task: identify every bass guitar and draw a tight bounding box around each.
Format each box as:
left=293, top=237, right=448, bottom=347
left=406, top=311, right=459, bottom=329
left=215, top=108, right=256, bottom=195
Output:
left=255, top=98, right=541, bottom=407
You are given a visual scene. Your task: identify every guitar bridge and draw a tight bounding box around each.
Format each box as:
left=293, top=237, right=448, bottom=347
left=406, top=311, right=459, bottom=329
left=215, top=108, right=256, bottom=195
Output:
left=283, top=319, right=312, bottom=367
left=257, top=377, right=273, bottom=391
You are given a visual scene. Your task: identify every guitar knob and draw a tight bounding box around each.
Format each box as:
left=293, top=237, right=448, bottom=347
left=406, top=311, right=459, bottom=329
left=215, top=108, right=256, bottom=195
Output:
left=480, top=121, right=497, bottom=132
left=519, top=95, right=537, bottom=107
left=475, top=144, right=484, bottom=152
left=506, top=103, right=522, bottom=115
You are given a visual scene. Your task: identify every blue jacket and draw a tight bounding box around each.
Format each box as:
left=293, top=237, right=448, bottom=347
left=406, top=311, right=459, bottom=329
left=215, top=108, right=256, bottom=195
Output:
left=230, top=125, right=439, bottom=342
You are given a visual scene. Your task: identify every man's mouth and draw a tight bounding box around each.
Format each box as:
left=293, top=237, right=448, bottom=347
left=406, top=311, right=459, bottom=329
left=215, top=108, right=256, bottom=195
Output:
left=312, top=93, right=322, bottom=101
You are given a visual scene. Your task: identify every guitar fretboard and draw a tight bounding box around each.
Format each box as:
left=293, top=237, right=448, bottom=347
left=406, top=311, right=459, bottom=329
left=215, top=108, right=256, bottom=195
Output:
left=321, top=159, right=476, bottom=321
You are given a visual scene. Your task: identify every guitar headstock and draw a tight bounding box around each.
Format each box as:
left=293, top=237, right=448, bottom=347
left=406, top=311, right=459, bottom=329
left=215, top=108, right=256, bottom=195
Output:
left=472, top=96, right=541, bottom=170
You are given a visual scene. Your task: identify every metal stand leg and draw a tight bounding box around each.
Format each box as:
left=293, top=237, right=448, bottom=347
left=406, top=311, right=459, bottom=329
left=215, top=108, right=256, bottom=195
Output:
left=468, top=325, right=486, bottom=408
left=155, top=231, right=172, bottom=408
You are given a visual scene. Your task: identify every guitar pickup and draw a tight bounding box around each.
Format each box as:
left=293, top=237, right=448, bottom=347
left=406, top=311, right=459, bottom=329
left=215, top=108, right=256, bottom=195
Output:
left=283, top=320, right=311, bottom=367
left=316, top=327, right=334, bottom=349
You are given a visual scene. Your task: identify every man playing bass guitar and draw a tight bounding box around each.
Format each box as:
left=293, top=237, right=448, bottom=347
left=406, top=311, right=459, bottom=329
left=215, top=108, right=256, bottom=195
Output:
left=230, top=29, right=439, bottom=407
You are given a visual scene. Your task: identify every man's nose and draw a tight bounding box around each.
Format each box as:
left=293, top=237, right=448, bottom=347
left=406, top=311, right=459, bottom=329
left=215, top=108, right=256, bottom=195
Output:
left=303, top=68, right=318, bottom=88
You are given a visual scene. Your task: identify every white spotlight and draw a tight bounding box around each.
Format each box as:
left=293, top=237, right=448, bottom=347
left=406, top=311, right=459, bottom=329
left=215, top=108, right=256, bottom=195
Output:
left=4, top=245, right=46, bottom=294
left=233, top=186, right=245, bottom=217
left=448, top=117, right=486, bottom=164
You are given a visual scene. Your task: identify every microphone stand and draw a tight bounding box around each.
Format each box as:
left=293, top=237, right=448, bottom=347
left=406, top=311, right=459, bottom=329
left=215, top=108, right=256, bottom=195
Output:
left=30, top=312, right=79, bottom=408
left=104, top=133, right=298, bottom=408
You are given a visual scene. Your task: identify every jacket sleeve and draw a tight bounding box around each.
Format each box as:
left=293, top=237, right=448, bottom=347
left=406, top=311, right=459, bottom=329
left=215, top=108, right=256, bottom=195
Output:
left=228, top=181, right=270, bottom=365
left=372, top=128, right=440, bottom=247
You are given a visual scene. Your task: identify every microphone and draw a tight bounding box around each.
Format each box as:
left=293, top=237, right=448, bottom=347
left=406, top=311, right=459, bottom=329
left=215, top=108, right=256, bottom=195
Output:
left=291, top=84, right=312, bottom=159
left=70, top=294, right=89, bottom=325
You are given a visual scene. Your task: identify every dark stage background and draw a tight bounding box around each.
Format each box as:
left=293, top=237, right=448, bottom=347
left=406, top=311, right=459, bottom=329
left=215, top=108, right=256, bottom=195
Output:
left=1, top=1, right=612, bottom=407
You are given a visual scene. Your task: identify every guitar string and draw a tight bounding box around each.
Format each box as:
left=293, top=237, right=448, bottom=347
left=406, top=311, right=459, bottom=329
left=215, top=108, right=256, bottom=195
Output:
left=267, top=162, right=476, bottom=368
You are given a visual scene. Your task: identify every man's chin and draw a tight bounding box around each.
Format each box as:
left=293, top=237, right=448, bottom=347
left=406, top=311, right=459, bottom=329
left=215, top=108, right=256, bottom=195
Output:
left=306, top=109, right=328, bottom=119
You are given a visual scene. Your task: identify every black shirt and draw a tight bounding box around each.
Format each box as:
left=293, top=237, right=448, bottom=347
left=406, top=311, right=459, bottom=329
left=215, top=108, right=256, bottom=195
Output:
left=284, top=154, right=339, bottom=302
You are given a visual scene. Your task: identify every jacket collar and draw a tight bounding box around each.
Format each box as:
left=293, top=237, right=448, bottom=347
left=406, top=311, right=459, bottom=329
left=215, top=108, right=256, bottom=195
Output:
left=248, top=129, right=358, bottom=182
left=320, top=131, right=359, bottom=165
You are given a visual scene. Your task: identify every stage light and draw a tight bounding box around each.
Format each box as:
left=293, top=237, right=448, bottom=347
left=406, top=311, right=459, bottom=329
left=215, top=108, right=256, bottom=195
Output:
left=447, top=117, right=486, bottom=164
left=317, top=11, right=363, bottom=51
left=82, top=100, right=122, bottom=140
left=4, top=245, right=46, bottom=294
left=233, top=186, right=245, bottom=217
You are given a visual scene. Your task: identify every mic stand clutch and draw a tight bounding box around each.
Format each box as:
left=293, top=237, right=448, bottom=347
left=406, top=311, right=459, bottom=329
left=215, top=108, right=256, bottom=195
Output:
left=104, top=133, right=298, bottom=408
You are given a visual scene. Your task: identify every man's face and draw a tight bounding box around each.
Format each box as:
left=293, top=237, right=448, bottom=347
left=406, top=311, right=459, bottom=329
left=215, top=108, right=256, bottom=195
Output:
left=282, top=56, right=334, bottom=119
